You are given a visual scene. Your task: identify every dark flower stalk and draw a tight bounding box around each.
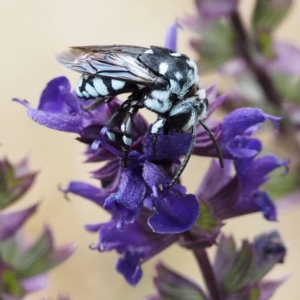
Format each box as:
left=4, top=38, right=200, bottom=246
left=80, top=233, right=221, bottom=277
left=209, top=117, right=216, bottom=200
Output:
left=193, top=248, right=222, bottom=300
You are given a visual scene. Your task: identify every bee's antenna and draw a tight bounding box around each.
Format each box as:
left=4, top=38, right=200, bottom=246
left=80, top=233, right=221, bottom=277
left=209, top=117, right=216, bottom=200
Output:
left=168, top=124, right=197, bottom=190
left=198, top=120, right=224, bottom=168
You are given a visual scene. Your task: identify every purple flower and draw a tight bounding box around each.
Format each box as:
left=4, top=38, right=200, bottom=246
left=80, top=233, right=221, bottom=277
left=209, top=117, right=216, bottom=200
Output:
left=195, top=0, right=238, bottom=20
left=196, top=152, right=288, bottom=221
left=194, top=107, right=281, bottom=159
left=63, top=181, right=180, bottom=285
left=16, top=74, right=287, bottom=285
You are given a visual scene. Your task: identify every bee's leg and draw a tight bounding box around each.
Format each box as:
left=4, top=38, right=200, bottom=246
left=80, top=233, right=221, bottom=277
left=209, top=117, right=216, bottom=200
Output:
left=81, top=97, right=113, bottom=111
left=105, top=99, right=140, bottom=166
left=150, top=118, right=166, bottom=154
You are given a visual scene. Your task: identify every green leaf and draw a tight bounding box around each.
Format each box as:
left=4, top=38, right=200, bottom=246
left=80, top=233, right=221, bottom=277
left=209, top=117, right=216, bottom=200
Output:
left=252, top=0, right=292, bottom=32
left=223, top=240, right=255, bottom=292
left=197, top=200, right=221, bottom=233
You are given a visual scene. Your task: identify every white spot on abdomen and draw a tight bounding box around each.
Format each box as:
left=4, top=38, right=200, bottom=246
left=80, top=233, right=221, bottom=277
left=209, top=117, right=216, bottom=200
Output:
left=170, top=52, right=181, bottom=57
left=93, top=77, right=109, bottom=96
left=111, top=79, right=126, bottom=91
left=85, top=83, right=98, bottom=97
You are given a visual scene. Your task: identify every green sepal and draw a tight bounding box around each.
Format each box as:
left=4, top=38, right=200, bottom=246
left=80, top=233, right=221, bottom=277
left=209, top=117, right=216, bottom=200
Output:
left=197, top=199, right=221, bottom=233
left=196, top=20, right=235, bottom=71
left=153, top=262, right=208, bottom=300
left=0, top=158, right=36, bottom=210
left=223, top=240, right=255, bottom=292
left=0, top=228, right=74, bottom=278
left=2, top=269, right=24, bottom=297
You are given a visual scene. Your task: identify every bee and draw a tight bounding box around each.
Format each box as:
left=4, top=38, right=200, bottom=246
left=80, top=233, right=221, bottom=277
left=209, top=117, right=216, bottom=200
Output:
left=56, top=45, right=223, bottom=189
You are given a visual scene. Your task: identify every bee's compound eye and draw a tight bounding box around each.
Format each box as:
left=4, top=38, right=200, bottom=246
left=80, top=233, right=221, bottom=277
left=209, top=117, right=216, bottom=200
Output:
left=185, top=85, right=198, bottom=98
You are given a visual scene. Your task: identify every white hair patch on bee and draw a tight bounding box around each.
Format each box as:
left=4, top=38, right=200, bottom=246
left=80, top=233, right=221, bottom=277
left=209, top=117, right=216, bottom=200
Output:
left=175, top=71, right=183, bottom=81
left=106, top=131, right=116, bottom=141
left=159, top=62, right=169, bottom=75
left=144, top=49, right=154, bottom=54
left=85, top=83, right=98, bottom=97
left=187, top=59, right=199, bottom=83
left=151, top=119, right=165, bottom=134
left=170, top=52, right=181, bottom=57
left=82, top=91, right=90, bottom=98
left=111, top=79, right=126, bottom=91
left=169, top=79, right=181, bottom=95
left=93, top=77, right=109, bottom=96
left=122, top=135, right=132, bottom=146
left=198, top=88, right=206, bottom=100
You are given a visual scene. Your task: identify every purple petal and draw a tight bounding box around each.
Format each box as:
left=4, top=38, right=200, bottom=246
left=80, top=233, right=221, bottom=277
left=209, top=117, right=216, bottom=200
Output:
left=262, top=42, right=300, bottom=75
left=21, top=274, right=48, bottom=293
left=219, top=58, right=247, bottom=76
left=14, top=98, right=83, bottom=133
left=62, top=181, right=108, bottom=207
left=252, top=191, right=277, bottom=221
left=236, top=154, right=288, bottom=193
left=226, top=136, right=261, bottom=158
left=221, top=108, right=267, bottom=141
left=164, top=22, right=179, bottom=52
left=104, top=167, right=146, bottom=224
left=195, top=0, right=238, bottom=19
left=258, top=278, right=287, bottom=300
left=148, top=192, right=200, bottom=234
left=144, top=130, right=191, bottom=163
left=116, top=252, right=143, bottom=285
left=207, top=93, right=227, bottom=117
left=13, top=76, right=84, bottom=133
left=142, top=161, right=168, bottom=187
left=0, top=204, right=39, bottom=241
left=91, top=159, right=120, bottom=181
left=195, top=159, right=231, bottom=200
left=38, top=76, right=79, bottom=113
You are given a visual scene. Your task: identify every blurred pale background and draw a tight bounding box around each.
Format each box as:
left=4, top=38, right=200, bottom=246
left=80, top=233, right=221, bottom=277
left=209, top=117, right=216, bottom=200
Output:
left=0, top=1, right=300, bottom=299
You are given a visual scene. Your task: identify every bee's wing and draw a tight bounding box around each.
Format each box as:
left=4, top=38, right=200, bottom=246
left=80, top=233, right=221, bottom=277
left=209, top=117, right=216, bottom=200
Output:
left=56, top=45, right=159, bottom=86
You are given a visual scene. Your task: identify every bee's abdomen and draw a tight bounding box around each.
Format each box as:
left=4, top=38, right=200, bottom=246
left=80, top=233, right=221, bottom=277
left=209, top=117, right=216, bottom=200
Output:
left=76, top=75, right=134, bottom=100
